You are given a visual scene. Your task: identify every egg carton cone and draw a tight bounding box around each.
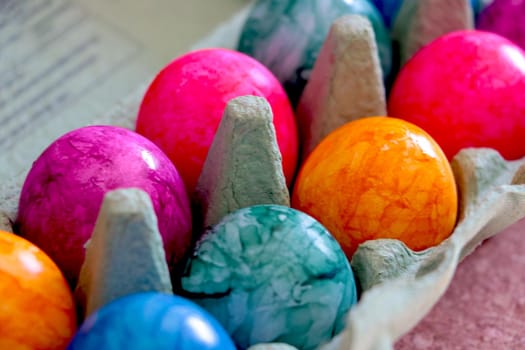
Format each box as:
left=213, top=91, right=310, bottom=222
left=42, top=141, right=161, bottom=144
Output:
left=296, top=15, right=386, bottom=161
left=0, top=176, right=21, bottom=233
left=1, top=4, right=524, bottom=350
left=193, top=95, right=290, bottom=230
left=75, top=188, right=173, bottom=319
left=392, top=0, right=474, bottom=65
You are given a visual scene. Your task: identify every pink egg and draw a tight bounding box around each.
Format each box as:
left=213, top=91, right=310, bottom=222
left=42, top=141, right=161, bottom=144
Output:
left=136, top=48, right=299, bottom=192
left=388, top=30, right=525, bottom=160
left=477, top=0, right=525, bottom=50
left=16, top=125, right=192, bottom=285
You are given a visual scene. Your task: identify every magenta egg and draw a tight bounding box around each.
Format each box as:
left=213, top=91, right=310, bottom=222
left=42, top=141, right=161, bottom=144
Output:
left=136, top=48, right=299, bottom=193
left=477, top=0, right=525, bottom=50
left=388, top=30, right=525, bottom=160
left=16, top=125, right=192, bottom=285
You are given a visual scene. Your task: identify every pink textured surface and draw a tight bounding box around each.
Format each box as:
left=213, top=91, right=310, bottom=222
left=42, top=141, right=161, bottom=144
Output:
left=136, top=48, right=299, bottom=192
left=396, top=218, right=525, bottom=349
left=477, top=0, right=525, bottom=51
left=388, top=30, right=525, bottom=160
left=16, top=126, right=192, bottom=286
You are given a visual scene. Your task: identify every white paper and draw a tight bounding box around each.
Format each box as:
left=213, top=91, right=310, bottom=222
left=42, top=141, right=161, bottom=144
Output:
left=0, top=0, right=249, bottom=180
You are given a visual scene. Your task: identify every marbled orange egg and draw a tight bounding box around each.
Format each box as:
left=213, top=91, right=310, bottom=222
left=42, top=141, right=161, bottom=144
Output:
left=292, top=116, right=458, bottom=258
left=0, top=230, right=76, bottom=349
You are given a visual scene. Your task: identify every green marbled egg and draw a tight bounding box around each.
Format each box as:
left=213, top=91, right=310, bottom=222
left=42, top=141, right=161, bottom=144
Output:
left=237, top=0, right=392, bottom=106
left=180, top=204, right=357, bottom=350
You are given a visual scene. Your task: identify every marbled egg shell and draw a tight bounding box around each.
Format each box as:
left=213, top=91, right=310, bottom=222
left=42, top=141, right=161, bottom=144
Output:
left=16, top=125, right=192, bottom=285
left=388, top=30, right=525, bottom=160
left=0, top=230, right=76, bottom=350
left=181, top=204, right=357, bottom=350
left=237, top=0, right=392, bottom=106
left=68, top=292, right=236, bottom=350
left=292, top=117, right=458, bottom=259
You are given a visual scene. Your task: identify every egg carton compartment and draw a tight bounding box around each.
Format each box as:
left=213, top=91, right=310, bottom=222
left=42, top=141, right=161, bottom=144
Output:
left=2, top=142, right=525, bottom=350
left=2, top=1, right=525, bottom=349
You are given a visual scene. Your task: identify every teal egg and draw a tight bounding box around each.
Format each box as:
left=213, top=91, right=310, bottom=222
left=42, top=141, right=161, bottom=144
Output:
left=237, top=0, right=392, bottom=106
left=181, top=205, right=358, bottom=350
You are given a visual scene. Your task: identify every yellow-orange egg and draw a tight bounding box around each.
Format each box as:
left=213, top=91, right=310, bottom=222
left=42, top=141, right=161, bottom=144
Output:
left=292, top=116, right=458, bottom=258
left=0, top=230, right=77, bottom=349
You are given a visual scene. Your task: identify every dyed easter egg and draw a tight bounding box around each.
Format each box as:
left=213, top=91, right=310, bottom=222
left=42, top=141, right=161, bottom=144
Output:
left=237, top=0, right=392, bottom=106
left=370, top=0, right=404, bottom=27
left=0, top=230, right=76, bottom=349
left=471, top=0, right=485, bottom=17
left=181, top=204, right=357, bottom=350
left=16, top=125, right=192, bottom=285
left=68, top=292, right=236, bottom=350
left=477, top=0, right=525, bottom=50
left=292, top=117, right=458, bottom=258
left=388, top=30, right=525, bottom=160
left=373, top=0, right=483, bottom=28
left=136, top=48, right=298, bottom=192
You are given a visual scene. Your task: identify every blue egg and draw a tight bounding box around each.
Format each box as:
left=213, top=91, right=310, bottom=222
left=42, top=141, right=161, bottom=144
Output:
left=67, top=292, right=236, bottom=350
left=370, top=0, right=403, bottom=27
left=470, top=0, right=483, bottom=17
left=372, top=0, right=484, bottom=27
left=181, top=205, right=358, bottom=350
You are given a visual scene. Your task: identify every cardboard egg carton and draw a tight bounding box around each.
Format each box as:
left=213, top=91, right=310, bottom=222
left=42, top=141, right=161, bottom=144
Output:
left=2, top=1, right=525, bottom=349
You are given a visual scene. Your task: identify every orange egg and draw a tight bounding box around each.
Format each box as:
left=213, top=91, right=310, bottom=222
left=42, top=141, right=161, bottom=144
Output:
left=292, top=116, right=458, bottom=258
left=0, top=230, right=77, bottom=349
